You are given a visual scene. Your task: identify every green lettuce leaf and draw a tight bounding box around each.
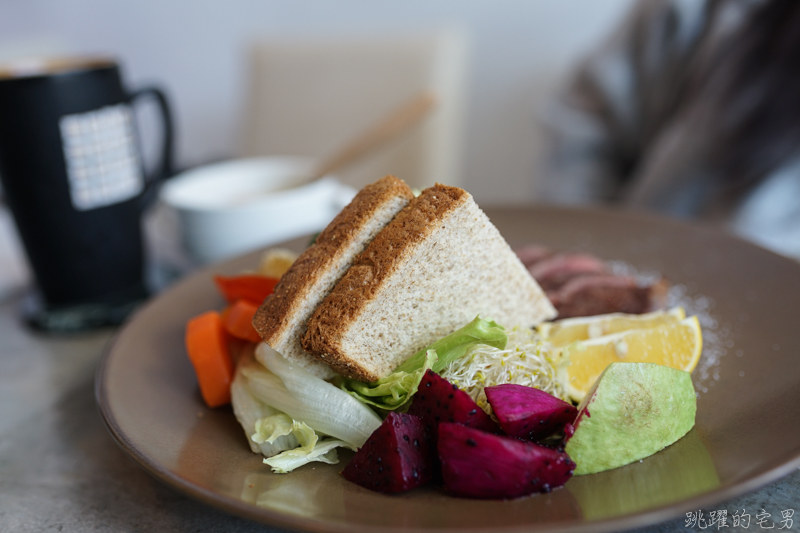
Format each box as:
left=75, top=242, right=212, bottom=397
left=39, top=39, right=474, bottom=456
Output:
left=245, top=344, right=382, bottom=447
left=342, top=349, right=437, bottom=410
left=231, top=363, right=299, bottom=457
left=342, top=316, right=508, bottom=411
left=395, top=316, right=507, bottom=374
left=252, top=414, right=297, bottom=445
left=255, top=414, right=354, bottom=474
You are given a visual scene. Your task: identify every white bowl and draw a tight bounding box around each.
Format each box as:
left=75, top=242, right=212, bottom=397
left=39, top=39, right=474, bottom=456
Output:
left=159, top=157, right=355, bottom=264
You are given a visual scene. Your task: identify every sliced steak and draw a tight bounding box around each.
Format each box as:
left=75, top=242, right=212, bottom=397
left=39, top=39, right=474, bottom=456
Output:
left=515, top=245, right=669, bottom=319
left=513, top=245, right=554, bottom=269
left=551, top=274, right=663, bottom=318
left=528, top=253, right=607, bottom=292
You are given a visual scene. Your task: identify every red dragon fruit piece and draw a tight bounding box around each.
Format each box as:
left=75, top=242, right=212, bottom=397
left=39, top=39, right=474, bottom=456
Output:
left=342, top=412, right=434, bottom=493
left=484, top=384, right=578, bottom=441
left=407, top=370, right=499, bottom=434
left=438, top=422, right=575, bottom=499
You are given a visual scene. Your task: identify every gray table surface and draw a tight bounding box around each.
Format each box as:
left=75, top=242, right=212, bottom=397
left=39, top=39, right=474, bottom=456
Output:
left=0, top=286, right=798, bottom=533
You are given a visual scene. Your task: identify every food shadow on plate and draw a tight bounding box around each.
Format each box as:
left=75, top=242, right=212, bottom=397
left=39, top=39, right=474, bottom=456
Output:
left=242, top=466, right=345, bottom=519
left=238, top=446, right=584, bottom=529
left=566, top=427, right=720, bottom=520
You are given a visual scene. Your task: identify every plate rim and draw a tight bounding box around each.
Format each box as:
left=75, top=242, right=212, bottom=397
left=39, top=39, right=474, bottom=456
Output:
left=95, top=204, right=800, bottom=533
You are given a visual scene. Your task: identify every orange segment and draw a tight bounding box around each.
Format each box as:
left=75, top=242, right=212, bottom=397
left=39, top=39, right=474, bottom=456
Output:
left=258, top=248, right=298, bottom=278
left=557, top=316, right=702, bottom=403
left=538, top=307, right=686, bottom=347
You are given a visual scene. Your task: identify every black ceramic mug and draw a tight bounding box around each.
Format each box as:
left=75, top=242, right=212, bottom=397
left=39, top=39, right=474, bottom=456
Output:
left=0, top=57, right=173, bottom=330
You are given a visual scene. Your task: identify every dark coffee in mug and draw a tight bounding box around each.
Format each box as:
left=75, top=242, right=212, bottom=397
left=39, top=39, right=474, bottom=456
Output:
left=0, top=57, right=173, bottom=330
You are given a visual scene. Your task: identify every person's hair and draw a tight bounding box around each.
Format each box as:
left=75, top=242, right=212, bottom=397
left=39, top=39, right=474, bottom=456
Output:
left=697, top=0, right=800, bottom=193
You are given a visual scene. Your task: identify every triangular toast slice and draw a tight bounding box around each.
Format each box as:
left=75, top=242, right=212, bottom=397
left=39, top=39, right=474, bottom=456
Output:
left=252, top=175, right=414, bottom=379
left=301, top=183, right=556, bottom=382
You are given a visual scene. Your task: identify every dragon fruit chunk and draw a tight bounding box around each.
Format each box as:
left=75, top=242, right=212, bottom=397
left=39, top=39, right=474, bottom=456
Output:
left=485, top=384, right=578, bottom=441
left=438, top=422, right=575, bottom=499
left=407, top=370, right=499, bottom=434
left=342, top=412, right=434, bottom=493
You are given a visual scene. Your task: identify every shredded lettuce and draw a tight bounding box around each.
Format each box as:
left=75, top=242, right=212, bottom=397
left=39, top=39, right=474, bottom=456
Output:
left=342, top=316, right=508, bottom=410
left=231, top=360, right=299, bottom=456
left=265, top=439, right=345, bottom=474
left=252, top=413, right=297, bottom=445
left=233, top=347, right=368, bottom=473
left=243, top=344, right=382, bottom=447
left=253, top=414, right=352, bottom=474
left=231, top=317, right=511, bottom=473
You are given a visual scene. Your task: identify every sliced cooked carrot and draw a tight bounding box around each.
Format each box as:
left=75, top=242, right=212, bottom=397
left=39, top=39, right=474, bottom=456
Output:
left=213, top=274, right=279, bottom=304
left=185, top=311, right=235, bottom=408
left=222, top=299, right=262, bottom=343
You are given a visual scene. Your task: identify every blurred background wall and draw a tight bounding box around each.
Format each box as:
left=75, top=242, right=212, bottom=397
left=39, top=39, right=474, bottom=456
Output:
left=0, top=0, right=635, bottom=205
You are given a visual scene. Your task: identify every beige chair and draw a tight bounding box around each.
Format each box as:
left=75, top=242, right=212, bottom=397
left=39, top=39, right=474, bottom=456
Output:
left=239, top=30, right=467, bottom=190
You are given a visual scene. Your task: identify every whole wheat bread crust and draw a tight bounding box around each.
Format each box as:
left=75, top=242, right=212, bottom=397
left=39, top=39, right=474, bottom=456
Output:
left=252, top=175, right=414, bottom=378
left=301, top=184, right=470, bottom=379
left=302, top=183, right=557, bottom=381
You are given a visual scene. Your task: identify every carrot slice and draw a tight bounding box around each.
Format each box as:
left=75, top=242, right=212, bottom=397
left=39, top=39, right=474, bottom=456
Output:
left=222, top=299, right=262, bottom=343
left=213, top=274, right=279, bottom=304
left=185, top=311, right=235, bottom=408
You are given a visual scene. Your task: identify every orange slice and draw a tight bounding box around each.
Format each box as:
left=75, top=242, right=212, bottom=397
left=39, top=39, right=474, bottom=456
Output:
left=557, top=316, right=702, bottom=402
left=538, top=307, right=686, bottom=347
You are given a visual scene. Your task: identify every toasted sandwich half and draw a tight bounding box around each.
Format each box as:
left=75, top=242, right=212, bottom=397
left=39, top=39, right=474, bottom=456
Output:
left=301, top=183, right=556, bottom=382
left=252, top=175, right=414, bottom=379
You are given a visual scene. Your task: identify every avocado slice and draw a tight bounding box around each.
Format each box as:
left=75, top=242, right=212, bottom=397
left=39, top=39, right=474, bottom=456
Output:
left=565, top=362, right=696, bottom=475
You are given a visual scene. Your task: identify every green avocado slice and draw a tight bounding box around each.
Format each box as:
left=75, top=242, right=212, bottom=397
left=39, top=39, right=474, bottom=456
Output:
left=565, top=362, right=696, bottom=476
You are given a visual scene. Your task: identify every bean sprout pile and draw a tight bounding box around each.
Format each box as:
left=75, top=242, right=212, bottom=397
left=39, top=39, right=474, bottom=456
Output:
left=440, top=325, right=567, bottom=414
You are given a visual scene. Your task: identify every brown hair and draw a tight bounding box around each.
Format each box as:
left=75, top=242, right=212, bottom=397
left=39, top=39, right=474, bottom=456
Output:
left=695, top=0, right=800, bottom=192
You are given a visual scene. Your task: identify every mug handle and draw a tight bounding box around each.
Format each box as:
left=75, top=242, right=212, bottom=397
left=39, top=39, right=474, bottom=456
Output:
left=128, top=86, right=174, bottom=210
